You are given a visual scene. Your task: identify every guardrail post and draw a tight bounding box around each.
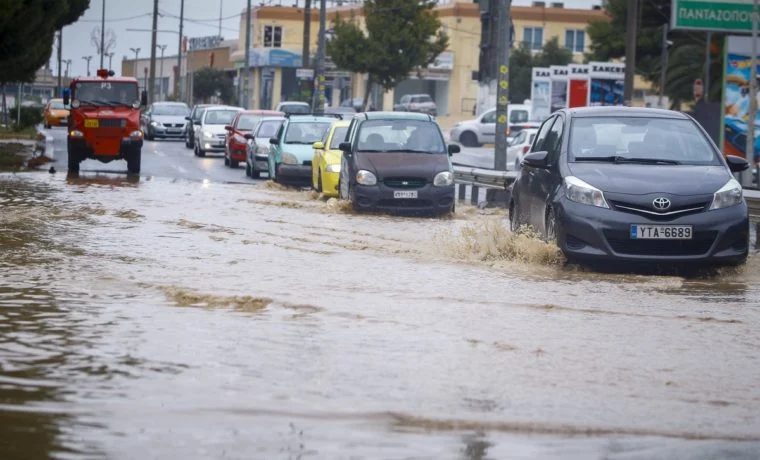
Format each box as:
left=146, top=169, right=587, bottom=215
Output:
left=471, top=185, right=479, bottom=205
left=457, top=183, right=466, bottom=202
left=756, top=221, right=760, bottom=249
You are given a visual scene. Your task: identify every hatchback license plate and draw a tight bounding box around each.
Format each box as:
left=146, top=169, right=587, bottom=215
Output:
left=630, top=225, right=692, bottom=240
left=394, top=191, right=418, bottom=199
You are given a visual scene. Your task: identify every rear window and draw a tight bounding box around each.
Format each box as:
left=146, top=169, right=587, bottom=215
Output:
left=412, top=95, right=432, bottom=103
left=510, top=110, right=529, bottom=123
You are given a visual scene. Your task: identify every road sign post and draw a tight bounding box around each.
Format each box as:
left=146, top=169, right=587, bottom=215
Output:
left=693, top=78, right=704, bottom=100
left=494, top=0, right=511, bottom=171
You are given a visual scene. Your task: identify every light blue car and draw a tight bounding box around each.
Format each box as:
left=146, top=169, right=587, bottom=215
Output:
left=267, top=114, right=342, bottom=184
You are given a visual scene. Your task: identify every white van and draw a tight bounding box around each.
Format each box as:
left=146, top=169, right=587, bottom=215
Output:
left=449, top=103, right=532, bottom=147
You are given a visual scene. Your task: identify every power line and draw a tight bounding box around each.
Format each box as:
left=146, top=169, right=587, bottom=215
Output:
left=77, top=12, right=152, bottom=23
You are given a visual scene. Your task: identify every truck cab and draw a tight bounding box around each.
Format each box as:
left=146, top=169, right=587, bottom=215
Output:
left=64, top=69, right=147, bottom=174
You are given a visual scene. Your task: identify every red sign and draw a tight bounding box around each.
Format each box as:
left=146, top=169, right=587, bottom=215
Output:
left=693, top=79, right=704, bottom=100
left=568, top=79, right=589, bottom=108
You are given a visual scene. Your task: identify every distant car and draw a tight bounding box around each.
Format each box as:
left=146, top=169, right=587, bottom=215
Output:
left=324, top=106, right=356, bottom=116
left=245, top=116, right=285, bottom=179
left=393, top=94, right=437, bottom=117
left=142, top=102, right=190, bottom=140
left=267, top=114, right=337, bottom=184
left=275, top=101, right=310, bottom=115
left=507, top=121, right=541, bottom=144
left=337, top=112, right=460, bottom=215
left=224, top=109, right=284, bottom=168
left=43, top=98, right=70, bottom=128
left=185, top=103, right=215, bottom=149
left=450, top=105, right=532, bottom=147
left=193, top=105, right=243, bottom=157
left=312, top=120, right=350, bottom=197
left=509, top=127, right=538, bottom=171
left=340, top=97, right=375, bottom=112
left=509, top=106, right=750, bottom=267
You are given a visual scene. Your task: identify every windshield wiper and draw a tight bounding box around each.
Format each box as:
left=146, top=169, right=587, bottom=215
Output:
left=575, top=155, right=680, bottom=165
left=286, top=141, right=316, bottom=145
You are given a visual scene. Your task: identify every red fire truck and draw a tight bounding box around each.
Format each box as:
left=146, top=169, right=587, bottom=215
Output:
left=63, top=69, right=147, bottom=174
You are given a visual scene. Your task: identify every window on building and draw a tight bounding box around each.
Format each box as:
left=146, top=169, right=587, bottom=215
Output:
left=263, top=25, right=283, bottom=48
left=523, top=27, right=543, bottom=51
left=565, top=29, right=585, bottom=53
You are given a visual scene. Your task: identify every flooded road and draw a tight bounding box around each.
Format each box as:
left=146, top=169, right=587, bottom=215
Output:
left=2, top=169, right=760, bottom=459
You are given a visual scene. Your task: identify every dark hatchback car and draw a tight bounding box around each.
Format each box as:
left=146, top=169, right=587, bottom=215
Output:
left=338, top=112, right=460, bottom=215
left=509, top=107, right=750, bottom=267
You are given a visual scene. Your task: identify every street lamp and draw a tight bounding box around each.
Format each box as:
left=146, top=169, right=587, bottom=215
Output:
left=106, top=52, right=115, bottom=70
left=156, top=44, right=168, bottom=101
left=64, top=59, right=72, bottom=78
left=83, top=55, right=92, bottom=76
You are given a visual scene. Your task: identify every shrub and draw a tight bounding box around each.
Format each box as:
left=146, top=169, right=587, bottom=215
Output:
left=10, top=106, right=44, bottom=130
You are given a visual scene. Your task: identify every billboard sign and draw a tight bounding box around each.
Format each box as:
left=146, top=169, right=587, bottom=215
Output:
left=588, top=61, right=625, bottom=106
left=567, top=64, right=589, bottom=108
left=671, top=0, right=753, bottom=32
left=531, top=67, right=552, bottom=121
left=550, top=65, right=569, bottom=113
left=188, top=36, right=223, bottom=52
left=722, top=35, right=760, bottom=162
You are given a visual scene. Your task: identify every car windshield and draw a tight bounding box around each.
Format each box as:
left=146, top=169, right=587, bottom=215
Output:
left=256, top=120, right=283, bottom=138
left=285, top=122, right=331, bottom=144
left=50, top=101, right=69, bottom=110
left=280, top=104, right=310, bottom=114
left=569, top=117, right=720, bottom=165
left=204, top=110, right=239, bottom=125
left=329, top=127, right=349, bottom=149
left=236, top=115, right=262, bottom=131
left=153, top=105, right=189, bottom=116
left=74, top=81, right=138, bottom=106
left=357, top=120, right=445, bottom=154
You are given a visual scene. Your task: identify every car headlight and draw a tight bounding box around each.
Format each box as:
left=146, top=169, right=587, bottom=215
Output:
left=709, top=178, right=743, bottom=210
left=203, top=131, right=214, bottom=139
left=564, top=176, right=609, bottom=208
left=434, top=171, right=454, bottom=187
left=281, top=152, right=298, bottom=164
left=356, top=170, right=377, bottom=185
left=150, top=121, right=158, bottom=127
left=325, top=164, right=341, bottom=173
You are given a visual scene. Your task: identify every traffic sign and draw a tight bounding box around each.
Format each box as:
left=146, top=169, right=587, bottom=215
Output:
left=671, top=0, right=752, bottom=32
left=693, top=78, right=704, bottom=100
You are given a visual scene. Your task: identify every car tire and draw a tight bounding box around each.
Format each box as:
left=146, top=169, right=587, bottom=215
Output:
left=460, top=131, right=480, bottom=147
left=224, top=155, right=229, bottom=166
left=230, top=160, right=238, bottom=169
left=316, top=170, right=323, bottom=193
left=509, top=200, right=520, bottom=233
left=245, top=161, right=252, bottom=177
left=127, top=149, right=141, bottom=175
left=67, top=151, right=80, bottom=174
left=544, top=207, right=558, bottom=244
left=196, top=144, right=205, bottom=157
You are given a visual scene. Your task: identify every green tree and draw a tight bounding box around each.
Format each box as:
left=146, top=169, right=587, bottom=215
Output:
left=0, top=0, right=90, bottom=84
left=508, top=38, right=574, bottom=104
left=533, top=37, right=573, bottom=68
left=326, top=0, right=448, bottom=110
left=192, top=68, right=235, bottom=104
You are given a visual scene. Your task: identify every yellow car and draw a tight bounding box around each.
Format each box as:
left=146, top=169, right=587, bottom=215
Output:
left=312, top=120, right=350, bottom=197
left=43, top=98, right=70, bottom=129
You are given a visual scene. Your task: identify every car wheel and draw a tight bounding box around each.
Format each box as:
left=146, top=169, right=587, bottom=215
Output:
left=544, top=207, right=558, bottom=244
left=67, top=150, right=80, bottom=174
left=230, top=160, right=238, bottom=169
left=509, top=200, right=520, bottom=233
left=316, top=169, right=323, bottom=193
left=224, top=155, right=229, bottom=166
left=245, top=161, right=251, bottom=177
left=339, top=165, right=349, bottom=200
left=460, top=131, right=480, bottom=147
left=126, top=149, right=141, bottom=175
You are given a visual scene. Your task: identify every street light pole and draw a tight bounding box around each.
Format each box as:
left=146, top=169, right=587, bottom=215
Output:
left=99, top=0, right=106, bottom=68
left=311, top=0, right=326, bottom=113
left=56, top=29, right=62, bottom=97
left=107, top=52, right=114, bottom=70
left=129, top=47, right=140, bottom=79
left=83, top=56, right=92, bottom=76
left=176, top=0, right=184, bottom=99
left=244, top=0, right=252, bottom=109
left=64, top=59, right=72, bottom=78
left=494, top=0, right=511, bottom=171
left=658, top=23, right=668, bottom=109
left=157, top=44, right=167, bottom=101
left=148, top=0, right=159, bottom=104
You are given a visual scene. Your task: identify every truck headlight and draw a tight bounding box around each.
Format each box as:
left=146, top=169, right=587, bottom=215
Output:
left=709, top=178, right=743, bottom=210
left=564, top=176, right=609, bottom=208
left=325, top=164, right=341, bottom=173
left=69, top=130, right=84, bottom=138
left=356, top=170, right=377, bottom=185
left=433, top=171, right=453, bottom=186
left=282, top=152, right=298, bottom=164
left=129, top=130, right=143, bottom=138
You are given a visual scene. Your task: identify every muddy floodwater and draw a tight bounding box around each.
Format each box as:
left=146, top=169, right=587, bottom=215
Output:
left=2, top=171, right=760, bottom=459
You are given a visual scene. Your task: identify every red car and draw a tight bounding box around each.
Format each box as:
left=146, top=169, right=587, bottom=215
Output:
left=224, top=110, right=284, bottom=168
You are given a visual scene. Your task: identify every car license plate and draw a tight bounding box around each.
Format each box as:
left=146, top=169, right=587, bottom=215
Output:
left=84, top=119, right=99, bottom=128
left=630, top=225, right=692, bottom=240
left=394, top=191, right=418, bottom=199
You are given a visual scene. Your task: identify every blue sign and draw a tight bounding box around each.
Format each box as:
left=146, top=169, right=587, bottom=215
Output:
left=244, top=48, right=302, bottom=68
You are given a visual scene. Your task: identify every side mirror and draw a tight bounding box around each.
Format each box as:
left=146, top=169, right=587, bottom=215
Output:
left=313, top=141, right=325, bottom=150
left=726, top=154, right=750, bottom=173
left=269, top=137, right=279, bottom=145
left=224, top=125, right=232, bottom=131
left=339, top=142, right=352, bottom=153
left=447, top=144, right=460, bottom=155
left=140, top=90, right=148, bottom=107
left=244, top=133, right=254, bottom=140
left=185, top=116, right=192, bottom=121
left=62, top=90, right=70, bottom=106
left=521, top=151, right=549, bottom=169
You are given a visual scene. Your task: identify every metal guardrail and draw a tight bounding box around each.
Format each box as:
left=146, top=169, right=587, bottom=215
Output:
left=747, top=196, right=760, bottom=220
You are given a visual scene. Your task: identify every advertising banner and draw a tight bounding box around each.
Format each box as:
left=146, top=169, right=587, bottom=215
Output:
left=567, top=64, right=589, bottom=108
left=588, top=61, right=625, bottom=106
left=550, top=65, right=569, bottom=113
left=531, top=67, right=552, bottom=121
left=722, top=35, right=760, bottom=162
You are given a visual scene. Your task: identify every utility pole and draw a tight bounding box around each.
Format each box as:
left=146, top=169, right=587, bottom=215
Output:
left=57, top=29, right=62, bottom=96
left=177, top=0, right=184, bottom=99
left=157, top=44, right=167, bottom=101
left=244, top=0, right=252, bottom=109
left=148, top=0, right=159, bottom=104
left=99, top=0, right=106, bottom=68
left=218, top=0, right=223, bottom=37
left=302, top=0, right=312, bottom=69
left=746, top=0, right=758, bottom=186
left=83, top=56, right=92, bottom=76
left=494, top=0, right=511, bottom=171
left=624, top=0, right=638, bottom=106
left=658, top=23, right=668, bottom=109
left=311, top=0, right=326, bottom=113
left=476, top=0, right=497, bottom=117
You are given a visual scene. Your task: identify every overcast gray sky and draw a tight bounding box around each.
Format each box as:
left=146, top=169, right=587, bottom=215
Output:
left=57, top=0, right=596, bottom=77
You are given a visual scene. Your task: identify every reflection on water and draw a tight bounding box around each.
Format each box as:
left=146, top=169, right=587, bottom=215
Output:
left=2, top=172, right=760, bottom=459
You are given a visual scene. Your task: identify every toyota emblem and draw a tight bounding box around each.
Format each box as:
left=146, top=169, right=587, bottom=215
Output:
left=652, top=197, right=671, bottom=210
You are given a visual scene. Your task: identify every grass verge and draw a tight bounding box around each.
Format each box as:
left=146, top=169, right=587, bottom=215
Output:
left=0, top=143, right=31, bottom=171
left=0, top=126, right=38, bottom=140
